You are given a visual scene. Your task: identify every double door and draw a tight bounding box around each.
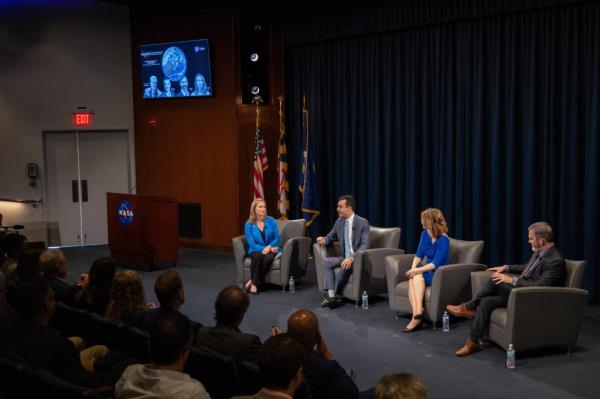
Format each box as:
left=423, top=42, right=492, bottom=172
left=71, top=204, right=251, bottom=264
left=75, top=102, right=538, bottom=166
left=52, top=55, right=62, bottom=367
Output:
left=44, top=130, right=132, bottom=246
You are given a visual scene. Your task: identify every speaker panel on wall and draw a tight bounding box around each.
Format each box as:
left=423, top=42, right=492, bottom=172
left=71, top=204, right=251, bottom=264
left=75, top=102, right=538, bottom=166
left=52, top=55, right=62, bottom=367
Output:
left=240, top=19, right=270, bottom=104
left=178, top=202, right=202, bottom=239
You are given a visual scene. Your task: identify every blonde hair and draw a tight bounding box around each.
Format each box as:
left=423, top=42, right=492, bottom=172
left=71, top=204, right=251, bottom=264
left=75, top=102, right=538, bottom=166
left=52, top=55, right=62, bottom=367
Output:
left=376, top=373, right=427, bottom=399
left=248, top=198, right=267, bottom=223
left=105, top=270, right=146, bottom=324
left=420, top=208, right=448, bottom=238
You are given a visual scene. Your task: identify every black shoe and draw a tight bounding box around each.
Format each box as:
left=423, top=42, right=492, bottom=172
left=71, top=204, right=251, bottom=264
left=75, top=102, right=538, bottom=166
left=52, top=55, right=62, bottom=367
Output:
left=320, top=295, right=334, bottom=308
left=401, top=321, right=423, bottom=333
left=327, top=297, right=345, bottom=309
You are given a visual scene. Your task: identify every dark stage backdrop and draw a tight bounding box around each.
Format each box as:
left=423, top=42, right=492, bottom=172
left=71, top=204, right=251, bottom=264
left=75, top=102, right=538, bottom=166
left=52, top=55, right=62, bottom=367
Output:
left=284, top=0, right=600, bottom=301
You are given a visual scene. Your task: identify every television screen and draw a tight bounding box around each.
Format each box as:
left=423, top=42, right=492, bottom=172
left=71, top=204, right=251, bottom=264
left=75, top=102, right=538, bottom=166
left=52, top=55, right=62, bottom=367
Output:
left=139, top=38, right=213, bottom=99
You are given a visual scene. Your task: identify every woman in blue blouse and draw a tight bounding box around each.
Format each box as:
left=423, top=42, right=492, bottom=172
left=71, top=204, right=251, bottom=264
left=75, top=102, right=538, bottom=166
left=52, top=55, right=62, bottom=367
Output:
left=403, top=208, right=450, bottom=332
left=244, top=199, right=281, bottom=294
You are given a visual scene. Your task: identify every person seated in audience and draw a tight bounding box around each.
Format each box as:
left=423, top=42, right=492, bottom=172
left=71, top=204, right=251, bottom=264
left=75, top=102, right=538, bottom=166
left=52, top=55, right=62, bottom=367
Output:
left=0, top=272, right=13, bottom=319
left=39, top=249, right=80, bottom=306
left=287, top=308, right=365, bottom=399
left=141, top=269, right=203, bottom=333
left=402, top=208, right=449, bottom=332
left=10, top=278, right=114, bottom=387
left=0, top=212, right=6, bottom=259
left=375, top=373, right=427, bottom=399
left=0, top=232, right=27, bottom=277
left=232, top=333, right=306, bottom=399
left=75, top=256, right=117, bottom=315
left=447, top=221, right=566, bottom=356
left=5, top=248, right=43, bottom=304
left=105, top=270, right=149, bottom=327
left=244, top=198, right=281, bottom=294
left=194, top=285, right=262, bottom=364
left=116, top=311, right=210, bottom=399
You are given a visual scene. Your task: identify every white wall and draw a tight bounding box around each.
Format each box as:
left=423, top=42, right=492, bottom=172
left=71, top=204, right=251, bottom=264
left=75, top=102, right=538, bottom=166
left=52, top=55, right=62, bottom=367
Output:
left=0, top=0, right=135, bottom=227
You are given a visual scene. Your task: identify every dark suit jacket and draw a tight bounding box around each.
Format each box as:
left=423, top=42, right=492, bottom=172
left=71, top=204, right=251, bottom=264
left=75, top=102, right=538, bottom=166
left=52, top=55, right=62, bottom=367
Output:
left=19, top=322, right=112, bottom=387
left=508, top=246, right=566, bottom=287
left=193, top=324, right=262, bottom=364
left=141, top=306, right=203, bottom=334
left=48, top=278, right=79, bottom=306
left=323, top=214, right=370, bottom=259
left=303, top=351, right=358, bottom=399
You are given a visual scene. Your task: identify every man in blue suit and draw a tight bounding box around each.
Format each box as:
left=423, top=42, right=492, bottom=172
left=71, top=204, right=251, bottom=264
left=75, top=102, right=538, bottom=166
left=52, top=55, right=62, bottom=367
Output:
left=316, top=195, right=370, bottom=308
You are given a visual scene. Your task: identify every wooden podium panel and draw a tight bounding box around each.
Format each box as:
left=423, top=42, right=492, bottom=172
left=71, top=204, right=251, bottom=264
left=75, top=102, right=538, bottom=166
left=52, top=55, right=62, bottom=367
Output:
left=107, top=193, right=179, bottom=271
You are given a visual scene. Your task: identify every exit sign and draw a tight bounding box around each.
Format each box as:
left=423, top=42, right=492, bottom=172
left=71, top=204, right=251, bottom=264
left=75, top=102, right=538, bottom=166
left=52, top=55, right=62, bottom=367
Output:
left=72, top=112, right=93, bottom=126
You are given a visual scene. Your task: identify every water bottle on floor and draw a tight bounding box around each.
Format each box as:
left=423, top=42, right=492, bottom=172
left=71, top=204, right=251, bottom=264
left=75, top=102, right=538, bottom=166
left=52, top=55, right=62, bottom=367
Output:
left=442, top=311, right=450, bottom=332
left=361, top=290, right=369, bottom=309
left=507, top=344, right=516, bottom=369
left=288, top=276, right=295, bottom=293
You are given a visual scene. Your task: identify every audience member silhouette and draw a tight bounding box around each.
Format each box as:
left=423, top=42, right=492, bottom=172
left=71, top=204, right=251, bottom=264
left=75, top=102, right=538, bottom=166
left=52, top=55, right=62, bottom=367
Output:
left=116, top=311, right=210, bottom=399
left=194, top=285, right=262, bottom=364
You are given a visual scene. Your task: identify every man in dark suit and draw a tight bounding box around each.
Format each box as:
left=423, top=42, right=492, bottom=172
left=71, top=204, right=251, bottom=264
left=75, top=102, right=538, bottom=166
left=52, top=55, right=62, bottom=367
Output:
left=316, top=195, right=370, bottom=308
left=447, top=222, right=566, bottom=356
left=10, top=278, right=114, bottom=387
left=194, top=285, right=262, bottom=364
left=287, top=309, right=359, bottom=399
left=39, top=249, right=80, bottom=306
left=232, top=334, right=306, bottom=399
left=141, top=269, right=202, bottom=333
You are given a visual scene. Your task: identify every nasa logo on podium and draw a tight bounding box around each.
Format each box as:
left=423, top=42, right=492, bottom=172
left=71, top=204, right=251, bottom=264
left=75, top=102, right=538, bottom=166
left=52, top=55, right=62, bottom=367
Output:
left=118, top=200, right=135, bottom=225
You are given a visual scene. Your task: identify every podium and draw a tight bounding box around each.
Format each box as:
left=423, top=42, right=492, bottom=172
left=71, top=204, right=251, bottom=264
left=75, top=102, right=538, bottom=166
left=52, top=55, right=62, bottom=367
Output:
left=107, top=193, right=179, bottom=271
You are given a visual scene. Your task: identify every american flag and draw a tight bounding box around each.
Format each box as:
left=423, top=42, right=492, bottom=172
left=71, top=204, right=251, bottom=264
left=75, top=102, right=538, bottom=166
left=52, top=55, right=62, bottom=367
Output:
left=253, top=102, right=268, bottom=199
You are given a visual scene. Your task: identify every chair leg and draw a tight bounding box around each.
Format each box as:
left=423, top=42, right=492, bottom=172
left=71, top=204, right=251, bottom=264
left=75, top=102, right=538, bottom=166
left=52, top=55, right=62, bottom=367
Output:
left=282, top=285, right=286, bottom=293
left=566, top=345, right=572, bottom=355
left=395, top=312, right=401, bottom=320
left=431, top=321, right=437, bottom=330
left=355, top=300, right=359, bottom=308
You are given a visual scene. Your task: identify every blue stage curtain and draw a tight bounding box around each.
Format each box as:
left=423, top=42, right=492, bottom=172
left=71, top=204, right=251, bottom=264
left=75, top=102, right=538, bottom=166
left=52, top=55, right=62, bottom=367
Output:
left=285, top=0, right=600, bottom=301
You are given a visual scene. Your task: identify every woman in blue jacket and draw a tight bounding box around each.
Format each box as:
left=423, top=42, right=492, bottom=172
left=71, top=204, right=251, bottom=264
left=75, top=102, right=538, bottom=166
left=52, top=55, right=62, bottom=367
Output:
left=403, top=208, right=450, bottom=332
left=244, top=199, right=280, bottom=294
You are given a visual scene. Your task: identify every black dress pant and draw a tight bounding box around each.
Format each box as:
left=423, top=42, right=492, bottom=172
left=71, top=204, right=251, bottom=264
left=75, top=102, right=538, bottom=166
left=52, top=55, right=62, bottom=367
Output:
left=466, top=278, right=514, bottom=341
left=249, top=251, right=276, bottom=284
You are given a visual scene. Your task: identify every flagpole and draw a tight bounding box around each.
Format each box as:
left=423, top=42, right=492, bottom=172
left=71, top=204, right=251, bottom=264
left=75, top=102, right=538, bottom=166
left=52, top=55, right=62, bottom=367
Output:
left=252, top=95, right=265, bottom=199
left=277, top=95, right=289, bottom=220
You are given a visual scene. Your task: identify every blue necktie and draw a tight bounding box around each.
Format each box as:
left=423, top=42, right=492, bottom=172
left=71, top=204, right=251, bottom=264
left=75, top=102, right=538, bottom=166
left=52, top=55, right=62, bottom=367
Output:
left=521, top=253, right=541, bottom=278
left=344, top=220, right=351, bottom=258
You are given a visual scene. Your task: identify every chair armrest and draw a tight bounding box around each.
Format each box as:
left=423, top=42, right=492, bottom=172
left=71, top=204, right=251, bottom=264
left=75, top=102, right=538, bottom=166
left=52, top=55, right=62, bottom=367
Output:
left=505, top=287, right=588, bottom=349
left=428, top=263, right=486, bottom=321
left=279, top=237, right=312, bottom=281
left=384, top=254, right=415, bottom=297
left=471, top=270, right=493, bottom=297
left=348, top=248, right=405, bottom=300
left=232, top=235, right=247, bottom=281
left=360, top=248, right=406, bottom=280
left=313, top=243, right=327, bottom=291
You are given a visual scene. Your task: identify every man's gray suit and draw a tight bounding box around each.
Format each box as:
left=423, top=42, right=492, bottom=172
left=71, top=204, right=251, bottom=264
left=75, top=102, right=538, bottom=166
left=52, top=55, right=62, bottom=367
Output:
left=322, top=215, right=370, bottom=295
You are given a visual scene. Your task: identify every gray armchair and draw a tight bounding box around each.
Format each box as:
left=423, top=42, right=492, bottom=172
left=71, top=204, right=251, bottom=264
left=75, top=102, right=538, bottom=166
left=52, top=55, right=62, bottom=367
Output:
left=470, top=259, right=587, bottom=352
left=232, top=219, right=312, bottom=291
left=313, top=226, right=404, bottom=306
left=385, top=238, right=485, bottom=326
